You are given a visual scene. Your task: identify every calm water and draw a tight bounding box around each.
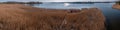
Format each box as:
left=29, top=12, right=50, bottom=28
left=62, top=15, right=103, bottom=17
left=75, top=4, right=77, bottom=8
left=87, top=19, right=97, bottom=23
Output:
left=27, top=3, right=120, bottom=30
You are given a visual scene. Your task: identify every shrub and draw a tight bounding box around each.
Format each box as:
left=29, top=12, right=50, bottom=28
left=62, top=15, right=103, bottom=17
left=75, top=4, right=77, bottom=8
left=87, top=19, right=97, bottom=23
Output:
left=116, top=1, right=120, bottom=5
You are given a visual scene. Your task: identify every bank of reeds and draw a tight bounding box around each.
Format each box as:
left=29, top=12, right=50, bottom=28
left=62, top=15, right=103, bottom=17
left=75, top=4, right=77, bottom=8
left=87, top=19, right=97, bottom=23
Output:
left=0, top=4, right=105, bottom=30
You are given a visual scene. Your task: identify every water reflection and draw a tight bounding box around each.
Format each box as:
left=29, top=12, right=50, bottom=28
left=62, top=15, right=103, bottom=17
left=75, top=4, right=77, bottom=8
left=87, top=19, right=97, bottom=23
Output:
left=64, top=3, right=70, bottom=7
left=31, top=3, right=97, bottom=9
left=26, top=4, right=40, bottom=6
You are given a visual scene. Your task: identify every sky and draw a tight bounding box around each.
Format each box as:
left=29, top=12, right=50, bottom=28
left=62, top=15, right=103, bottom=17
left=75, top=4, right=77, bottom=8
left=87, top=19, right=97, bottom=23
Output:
left=0, top=0, right=119, bottom=2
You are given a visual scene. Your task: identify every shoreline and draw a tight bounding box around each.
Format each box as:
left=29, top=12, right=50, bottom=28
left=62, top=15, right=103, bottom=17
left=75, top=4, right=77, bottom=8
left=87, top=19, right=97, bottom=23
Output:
left=112, top=4, right=120, bottom=10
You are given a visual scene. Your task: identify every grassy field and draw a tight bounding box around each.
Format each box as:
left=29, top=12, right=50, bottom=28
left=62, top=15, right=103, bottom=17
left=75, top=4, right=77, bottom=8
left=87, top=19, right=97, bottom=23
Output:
left=0, top=4, right=105, bottom=30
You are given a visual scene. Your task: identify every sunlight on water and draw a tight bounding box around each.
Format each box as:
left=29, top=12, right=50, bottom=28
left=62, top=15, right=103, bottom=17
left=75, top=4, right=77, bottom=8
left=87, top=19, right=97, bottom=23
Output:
left=64, top=3, right=70, bottom=7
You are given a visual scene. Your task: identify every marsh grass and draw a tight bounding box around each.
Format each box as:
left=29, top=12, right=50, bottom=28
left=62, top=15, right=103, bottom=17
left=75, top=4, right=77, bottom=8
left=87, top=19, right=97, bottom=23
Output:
left=0, top=4, right=105, bottom=30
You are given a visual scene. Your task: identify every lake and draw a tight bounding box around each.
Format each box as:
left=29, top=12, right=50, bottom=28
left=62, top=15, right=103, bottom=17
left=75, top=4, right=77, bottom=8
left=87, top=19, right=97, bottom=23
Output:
left=26, top=2, right=120, bottom=30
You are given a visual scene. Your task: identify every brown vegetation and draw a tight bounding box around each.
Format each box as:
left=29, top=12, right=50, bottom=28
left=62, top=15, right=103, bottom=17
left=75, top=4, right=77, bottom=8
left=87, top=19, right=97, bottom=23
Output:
left=112, top=3, right=120, bottom=10
left=0, top=4, right=105, bottom=30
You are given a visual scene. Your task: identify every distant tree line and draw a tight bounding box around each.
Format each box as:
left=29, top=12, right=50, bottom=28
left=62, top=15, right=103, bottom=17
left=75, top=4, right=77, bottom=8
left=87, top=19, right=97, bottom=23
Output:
left=116, top=1, right=120, bottom=5
left=0, top=1, right=42, bottom=4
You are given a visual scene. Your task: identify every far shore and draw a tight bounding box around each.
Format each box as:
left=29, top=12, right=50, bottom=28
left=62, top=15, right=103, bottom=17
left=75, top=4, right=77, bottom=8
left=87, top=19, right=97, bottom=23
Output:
left=0, top=2, right=42, bottom=4
left=112, top=4, right=120, bottom=10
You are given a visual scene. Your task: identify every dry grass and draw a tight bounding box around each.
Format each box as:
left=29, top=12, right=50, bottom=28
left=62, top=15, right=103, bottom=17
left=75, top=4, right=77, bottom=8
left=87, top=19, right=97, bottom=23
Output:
left=112, top=4, right=120, bottom=10
left=0, top=4, right=105, bottom=30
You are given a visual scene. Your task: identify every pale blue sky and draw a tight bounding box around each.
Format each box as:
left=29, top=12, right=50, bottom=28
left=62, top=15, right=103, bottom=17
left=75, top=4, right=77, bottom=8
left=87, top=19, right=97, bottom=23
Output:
left=0, top=0, right=119, bottom=2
